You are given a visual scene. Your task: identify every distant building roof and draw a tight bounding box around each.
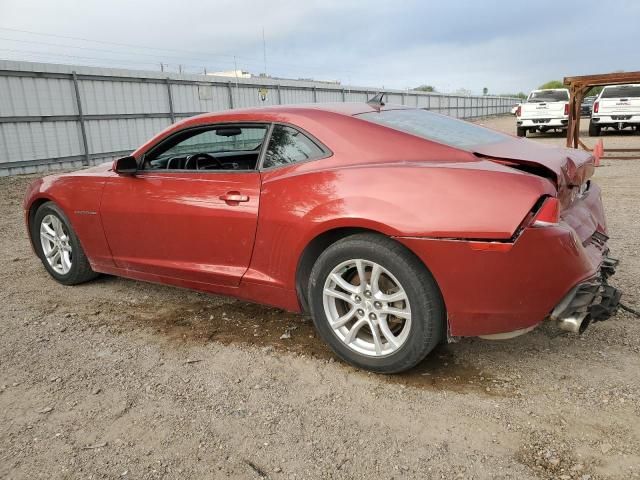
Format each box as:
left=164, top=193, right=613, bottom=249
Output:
left=208, top=69, right=252, bottom=78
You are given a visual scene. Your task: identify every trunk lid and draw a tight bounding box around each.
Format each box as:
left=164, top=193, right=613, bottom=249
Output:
left=520, top=101, right=566, bottom=118
left=473, top=140, right=595, bottom=207
left=598, top=97, right=640, bottom=114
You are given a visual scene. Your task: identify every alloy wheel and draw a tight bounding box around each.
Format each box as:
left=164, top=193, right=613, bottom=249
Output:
left=322, top=259, right=411, bottom=357
left=39, top=214, right=73, bottom=275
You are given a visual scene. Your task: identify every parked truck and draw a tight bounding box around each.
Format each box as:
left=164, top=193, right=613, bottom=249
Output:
left=589, top=84, right=640, bottom=136
left=516, top=88, right=570, bottom=137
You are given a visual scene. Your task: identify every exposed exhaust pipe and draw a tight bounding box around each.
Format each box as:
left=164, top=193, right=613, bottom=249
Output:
left=557, top=313, right=590, bottom=334
left=551, top=259, right=621, bottom=334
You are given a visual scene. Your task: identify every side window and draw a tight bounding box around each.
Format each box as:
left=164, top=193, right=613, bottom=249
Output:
left=262, top=125, right=326, bottom=169
left=144, top=126, right=267, bottom=171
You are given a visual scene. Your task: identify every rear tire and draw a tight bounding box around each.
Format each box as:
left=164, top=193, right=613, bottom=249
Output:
left=589, top=121, right=601, bottom=137
left=308, top=234, right=445, bottom=373
left=516, top=127, right=527, bottom=137
left=31, top=201, right=98, bottom=285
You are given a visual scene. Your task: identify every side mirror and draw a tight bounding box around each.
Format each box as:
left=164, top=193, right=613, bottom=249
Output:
left=113, top=156, right=138, bottom=175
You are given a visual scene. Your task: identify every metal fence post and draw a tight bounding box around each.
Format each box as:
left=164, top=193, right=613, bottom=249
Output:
left=312, top=86, right=317, bottom=103
left=71, top=71, right=90, bottom=166
left=227, top=81, right=235, bottom=109
left=277, top=84, right=282, bottom=105
left=341, top=88, right=346, bottom=102
left=165, top=78, right=175, bottom=123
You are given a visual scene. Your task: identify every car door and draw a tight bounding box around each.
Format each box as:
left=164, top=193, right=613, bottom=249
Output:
left=100, top=124, right=267, bottom=287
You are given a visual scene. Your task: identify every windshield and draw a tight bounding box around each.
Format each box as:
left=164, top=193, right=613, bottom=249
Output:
left=357, top=109, right=508, bottom=150
left=582, top=97, right=595, bottom=104
left=600, top=85, right=640, bottom=99
left=528, top=90, right=569, bottom=103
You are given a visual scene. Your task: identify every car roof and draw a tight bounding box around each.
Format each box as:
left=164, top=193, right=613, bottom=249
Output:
left=186, top=102, right=413, bottom=124
left=131, top=103, right=415, bottom=156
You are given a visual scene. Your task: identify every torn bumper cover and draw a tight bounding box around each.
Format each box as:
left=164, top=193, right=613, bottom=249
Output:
left=550, top=254, right=621, bottom=333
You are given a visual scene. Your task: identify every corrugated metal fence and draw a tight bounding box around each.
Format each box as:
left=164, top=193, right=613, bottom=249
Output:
left=0, top=60, right=519, bottom=176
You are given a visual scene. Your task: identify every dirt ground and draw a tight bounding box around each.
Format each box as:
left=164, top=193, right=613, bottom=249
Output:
left=1, top=116, right=639, bottom=480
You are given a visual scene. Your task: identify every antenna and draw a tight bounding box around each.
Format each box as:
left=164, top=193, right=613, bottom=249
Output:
left=367, top=92, right=386, bottom=111
left=262, top=27, right=267, bottom=76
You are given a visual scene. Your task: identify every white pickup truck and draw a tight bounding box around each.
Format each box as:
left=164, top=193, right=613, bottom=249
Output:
left=516, top=88, right=569, bottom=137
left=589, top=84, right=640, bottom=136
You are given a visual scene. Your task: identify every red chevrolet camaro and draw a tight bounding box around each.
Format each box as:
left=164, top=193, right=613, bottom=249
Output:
left=24, top=102, right=620, bottom=373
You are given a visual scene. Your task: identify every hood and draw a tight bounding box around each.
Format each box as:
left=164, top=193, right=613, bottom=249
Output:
left=81, top=161, right=114, bottom=174
left=472, top=138, right=595, bottom=192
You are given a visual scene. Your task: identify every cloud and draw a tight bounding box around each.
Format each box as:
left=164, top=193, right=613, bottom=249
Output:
left=0, top=0, right=638, bottom=93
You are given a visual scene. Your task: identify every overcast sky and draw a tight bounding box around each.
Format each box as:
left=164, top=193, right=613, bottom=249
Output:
left=0, top=0, right=638, bottom=94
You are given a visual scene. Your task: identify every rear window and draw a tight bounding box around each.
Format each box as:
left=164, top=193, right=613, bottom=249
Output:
left=528, top=90, right=569, bottom=102
left=358, top=109, right=507, bottom=150
left=600, top=85, right=640, bottom=98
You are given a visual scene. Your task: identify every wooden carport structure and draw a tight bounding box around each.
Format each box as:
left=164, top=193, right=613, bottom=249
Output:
left=564, top=71, right=640, bottom=160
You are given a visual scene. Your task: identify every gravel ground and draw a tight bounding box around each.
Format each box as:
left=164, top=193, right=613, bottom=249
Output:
left=1, top=116, right=639, bottom=480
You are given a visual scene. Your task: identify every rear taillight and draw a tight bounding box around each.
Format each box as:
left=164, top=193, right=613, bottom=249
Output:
left=516, top=105, right=521, bottom=116
left=593, top=101, right=599, bottom=114
left=564, top=103, right=569, bottom=116
left=532, top=197, right=560, bottom=227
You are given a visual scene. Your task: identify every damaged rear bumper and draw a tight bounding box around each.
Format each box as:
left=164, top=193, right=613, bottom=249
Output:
left=550, top=255, right=621, bottom=333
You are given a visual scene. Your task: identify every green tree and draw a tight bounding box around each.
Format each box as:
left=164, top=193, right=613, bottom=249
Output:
left=538, top=80, right=564, bottom=89
left=586, top=86, right=604, bottom=97
left=414, top=85, right=436, bottom=92
left=482, top=87, right=488, bottom=95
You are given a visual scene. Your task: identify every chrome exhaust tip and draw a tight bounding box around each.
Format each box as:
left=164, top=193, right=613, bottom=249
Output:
left=557, top=313, right=589, bottom=334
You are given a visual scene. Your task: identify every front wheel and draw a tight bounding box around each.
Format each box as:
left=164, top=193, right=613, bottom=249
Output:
left=31, top=201, right=98, bottom=285
left=308, top=234, right=445, bottom=373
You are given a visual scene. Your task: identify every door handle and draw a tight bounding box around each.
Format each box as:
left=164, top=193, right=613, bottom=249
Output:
left=220, top=192, right=250, bottom=204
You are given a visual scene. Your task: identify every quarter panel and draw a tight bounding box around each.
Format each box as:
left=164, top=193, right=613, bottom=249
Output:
left=244, top=162, right=554, bottom=297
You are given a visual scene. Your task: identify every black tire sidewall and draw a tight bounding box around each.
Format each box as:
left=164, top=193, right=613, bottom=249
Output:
left=308, top=235, right=443, bottom=373
left=31, top=202, right=85, bottom=285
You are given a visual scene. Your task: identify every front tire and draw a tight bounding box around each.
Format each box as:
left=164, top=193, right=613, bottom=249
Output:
left=308, top=234, right=445, bottom=373
left=31, top=201, right=98, bottom=285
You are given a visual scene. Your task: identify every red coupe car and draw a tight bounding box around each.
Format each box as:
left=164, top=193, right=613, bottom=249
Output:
left=24, top=102, right=620, bottom=373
